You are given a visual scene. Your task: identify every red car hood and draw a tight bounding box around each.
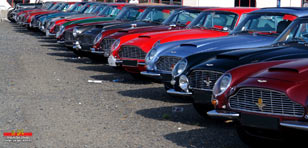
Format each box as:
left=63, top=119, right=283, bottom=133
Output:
left=123, top=29, right=229, bottom=52
left=251, top=59, right=308, bottom=83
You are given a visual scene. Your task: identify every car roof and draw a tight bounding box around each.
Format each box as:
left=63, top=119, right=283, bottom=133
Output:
left=203, top=7, right=259, bottom=15
left=252, top=7, right=308, bottom=17
left=176, top=7, right=211, bottom=11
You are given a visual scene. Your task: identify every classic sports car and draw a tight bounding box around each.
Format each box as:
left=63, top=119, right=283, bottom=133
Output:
left=207, top=58, right=308, bottom=144
left=154, top=8, right=307, bottom=96
left=8, top=2, right=43, bottom=22
left=175, top=15, right=308, bottom=117
left=29, top=2, right=87, bottom=29
left=111, top=8, right=258, bottom=74
left=18, top=2, right=70, bottom=26
left=68, top=5, right=181, bottom=53
left=88, top=7, right=207, bottom=58
left=54, top=3, right=130, bottom=40
left=42, top=2, right=109, bottom=34
left=15, top=2, right=56, bottom=24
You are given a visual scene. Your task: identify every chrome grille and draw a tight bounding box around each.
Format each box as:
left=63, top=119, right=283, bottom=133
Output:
left=155, top=56, right=182, bottom=72
left=64, top=30, right=74, bottom=41
left=189, top=70, right=223, bottom=90
left=118, top=46, right=146, bottom=59
left=78, top=34, right=94, bottom=45
left=101, top=38, right=116, bottom=53
left=229, top=87, right=305, bottom=117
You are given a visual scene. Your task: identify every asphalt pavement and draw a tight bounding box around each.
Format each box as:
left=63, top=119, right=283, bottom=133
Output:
left=0, top=21, right=248, bottom=148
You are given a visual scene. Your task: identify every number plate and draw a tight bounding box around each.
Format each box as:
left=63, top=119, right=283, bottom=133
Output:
left=240, top=113, right=279, bottom=130
left=122, top=60, right=137, bottom=67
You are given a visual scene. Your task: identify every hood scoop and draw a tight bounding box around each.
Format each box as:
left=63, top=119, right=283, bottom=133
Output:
left=216, top=54, right=240, bottom=61
left=268, top=59, right=308, bottom=74
left=138, top=35, right=151, bottom=38
left=180, top=44, right=197, bottom=47
left=118, top=30, right=129, bottom=33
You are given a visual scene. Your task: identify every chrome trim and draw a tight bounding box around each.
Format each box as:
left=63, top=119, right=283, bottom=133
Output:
left=207, top=110, right=239, bottom=119
left=140, top=71, right=161, bottom=77
left=189, top=69, right=223, bottom=91
left=229, top=87, right=305, bottom=118
left=166, top=89, right=192, bottom=96
left=280, top=120, right=308, bottom=131
left=57, top=41, right=65, bottom=44
left=138, top=62, right=146, bottom=66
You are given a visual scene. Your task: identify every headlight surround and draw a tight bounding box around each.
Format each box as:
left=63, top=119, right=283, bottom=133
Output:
left=172, top=59, right=187, bottom=77
left=56, top=25, right=65, bottom=38
left=93, top=32, right=103, bottom=45
left=111, top=39, right=120, bottom=52
left=145, top=48, right=157, bottom=64
left=213, top=73, right=232, bottom=97
left=179, top=75, right=189, bottom=92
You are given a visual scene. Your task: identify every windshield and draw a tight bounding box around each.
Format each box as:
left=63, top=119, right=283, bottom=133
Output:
left=78, top=4, right=90, bottom=13
left=58, top=4, right=70, bottom=11
left=45, top=3, right=54, bottom=10
left=115, top=7, right=144, bottom=20
left=188, top=11, right=238, bottom=31
left=162, top=9, right=200, bottom=26
left=49, top=3, right=62, bottom=10
left=98, top=6, right=121, bottom=16
left=92, top=5, right=106, bottom=14
left=232, top=13, right=294, bottom=35
left=84, top=4, right=97, bottom=14
left=276, top=20, right=308, bottom=44
left=140, top=8, right=173, bottom=24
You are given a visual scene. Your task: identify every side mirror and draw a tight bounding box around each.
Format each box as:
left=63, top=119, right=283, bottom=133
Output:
left=185, top=21, right=191, bottom=25
left=169, top=24, right=176, bottom=28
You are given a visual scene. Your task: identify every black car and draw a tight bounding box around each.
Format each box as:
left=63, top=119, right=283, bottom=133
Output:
left=174, top=16, right=308, bottom=117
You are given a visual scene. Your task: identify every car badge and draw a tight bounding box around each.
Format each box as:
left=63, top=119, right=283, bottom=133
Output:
left=257, top=79, right=267, bottom=83
left=256, top=98, right=266, bottom=111
left=170, top=64, right=175, bottom=70
left=206, top=64, right=213, bottom=66
left=203, top=77, right=212, bottom=87
left=170, top=51, right=176, bottom=54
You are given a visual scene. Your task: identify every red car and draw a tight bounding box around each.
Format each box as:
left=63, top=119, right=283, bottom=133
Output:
left=208, top=58, right=308, bottom=144
left=111, top=8, right=259, bottom=74
left=16, top=2, right=57, bottom=24
left=54, top=3, right=128, bottom=39
left=91, top=7, right=209, bottom=57
left=21, top=2, right=72, bottom=26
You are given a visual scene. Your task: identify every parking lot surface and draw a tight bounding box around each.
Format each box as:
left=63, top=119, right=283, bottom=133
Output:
left=0, top=22, right=248, bottom=148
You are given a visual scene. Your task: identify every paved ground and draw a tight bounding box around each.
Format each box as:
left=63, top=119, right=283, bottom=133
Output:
left=0, top=21, right=248, bottom=148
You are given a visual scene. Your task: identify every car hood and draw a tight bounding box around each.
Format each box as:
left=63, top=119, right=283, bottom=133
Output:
left=159, top=34, right=276, bottom=58
left=102, top=21, right=161, bottom=30
left=251, top=58, right=308, bottom=83
left=193, top=43, right=308, bottom=75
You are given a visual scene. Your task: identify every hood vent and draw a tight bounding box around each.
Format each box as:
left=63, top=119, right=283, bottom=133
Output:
left=180, top=44, right=197, bottom=47
left=138, top=35, right=151, bottom=38
left=268, top=68, right=299, bottom=73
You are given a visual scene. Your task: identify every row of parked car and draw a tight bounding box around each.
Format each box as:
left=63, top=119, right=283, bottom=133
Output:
left=8, top=1, right=308, bottom=146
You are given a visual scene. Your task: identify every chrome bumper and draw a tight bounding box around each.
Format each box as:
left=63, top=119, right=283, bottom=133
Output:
left=46, top=30, right=55, bottom=38
left=280, top=120, right=308, bottom=131
left=140, top=71, right=161, bottom=77
left=207, top=110, right=239, bottom=119
left=166, top=89, right=192, bottom=96
left=57, top=40, right=65, bottom=44
left=90, top=48, right=104, bottom=54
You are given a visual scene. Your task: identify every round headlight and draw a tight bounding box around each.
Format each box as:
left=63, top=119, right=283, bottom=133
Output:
left=172, top=59, right=187, bottom=77
left=111, top=39, right=120, bottom=52
left=213, top=73, right=232, bottom=97
left=93, top=32, right=103, bottom=45
left=179, top=75, right=189, bottom=92
left=145, top=48, right=157, bottom=64
left=56, top=25, right=65, bottom=38
left=73, top=27, right=78, bottom=37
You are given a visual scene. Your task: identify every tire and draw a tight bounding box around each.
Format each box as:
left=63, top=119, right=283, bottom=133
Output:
left=192, top=102, right=212, bottom=118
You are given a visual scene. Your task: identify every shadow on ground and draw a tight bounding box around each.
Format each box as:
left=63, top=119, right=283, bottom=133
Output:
left=118, top=87, right=191, bottom=103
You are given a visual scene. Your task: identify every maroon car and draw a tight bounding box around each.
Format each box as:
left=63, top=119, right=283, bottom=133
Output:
left=208, top=58, right=308, bottom=144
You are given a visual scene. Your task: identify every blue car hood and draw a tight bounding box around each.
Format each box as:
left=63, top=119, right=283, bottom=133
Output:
left=158, top=34, right=277, bottom=58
